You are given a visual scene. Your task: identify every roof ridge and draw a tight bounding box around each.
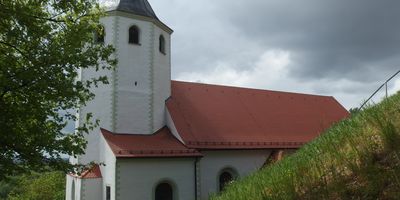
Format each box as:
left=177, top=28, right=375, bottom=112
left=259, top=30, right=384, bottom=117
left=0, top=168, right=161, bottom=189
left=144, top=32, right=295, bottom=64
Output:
left=171, top=80, right=334, bottom=98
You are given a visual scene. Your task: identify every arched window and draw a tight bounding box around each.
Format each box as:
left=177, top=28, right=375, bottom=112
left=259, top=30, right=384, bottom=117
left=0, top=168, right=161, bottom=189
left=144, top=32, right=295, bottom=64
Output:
left=155, top=182, right=173, bottom=200
left=219, top=172, right=233, bottom=191
left=218, top=168, right=237, bottom=192
left=129, top=26, right=140, bottom=44
left=159, top=35, right=166, bottom=54
left=95, top=25, right=105, bottom=44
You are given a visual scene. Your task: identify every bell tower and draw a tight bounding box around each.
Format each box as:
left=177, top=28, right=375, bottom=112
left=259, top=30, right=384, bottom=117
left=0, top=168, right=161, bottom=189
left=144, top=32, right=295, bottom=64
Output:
left=77, top=0, right=173, bottom=164
left=105, top=0, right=173, bottom=134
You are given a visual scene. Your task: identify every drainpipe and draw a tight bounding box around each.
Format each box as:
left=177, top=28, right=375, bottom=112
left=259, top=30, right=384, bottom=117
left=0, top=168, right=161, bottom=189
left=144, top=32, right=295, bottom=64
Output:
left=194, top=157, right=199, bottom=200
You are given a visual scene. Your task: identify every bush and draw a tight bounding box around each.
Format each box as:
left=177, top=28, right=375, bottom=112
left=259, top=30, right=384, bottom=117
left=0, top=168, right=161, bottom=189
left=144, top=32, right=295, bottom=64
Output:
left=7, top=172, right=65, bottom=200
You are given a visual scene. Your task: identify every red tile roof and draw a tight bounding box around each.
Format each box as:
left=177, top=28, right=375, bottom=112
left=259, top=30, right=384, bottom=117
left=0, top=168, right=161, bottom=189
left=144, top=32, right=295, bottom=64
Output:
left=101, top=127, right=202, bottom=158
left=69, top=164, right=102, bottom=179
left=167, top=81, right=349, bottom=149
left=80, top=164, right=102, bottom=179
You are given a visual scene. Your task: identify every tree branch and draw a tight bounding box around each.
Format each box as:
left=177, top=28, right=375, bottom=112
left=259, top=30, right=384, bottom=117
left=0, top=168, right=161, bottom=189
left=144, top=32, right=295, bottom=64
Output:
left=0, top=41, right=29, bottom=59
left=30, top=15, right=66, bottom=23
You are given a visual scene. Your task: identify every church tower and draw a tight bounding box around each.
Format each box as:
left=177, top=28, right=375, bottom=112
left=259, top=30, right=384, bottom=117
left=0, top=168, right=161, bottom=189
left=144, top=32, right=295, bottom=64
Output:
left=76, top=0, right=173, bottom=164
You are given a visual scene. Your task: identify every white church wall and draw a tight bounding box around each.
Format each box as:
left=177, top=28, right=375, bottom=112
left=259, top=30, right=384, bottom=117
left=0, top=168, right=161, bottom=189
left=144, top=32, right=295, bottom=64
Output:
left=99, top=134, right=117, bottom=200
left=117, top=158, right=196, bottom=200
left=112, top=14, right=154, bottom=134
left=66, top=175, right=82, bottom=200
left=77, top=79, right=113, bottom=164
left=108, top=12, right=172, bottom=135
left=81, top=178, right=102, bottom=200
left=198, top=150, right=271, bottom=200
left=65, top=175, right=73, bottom=200
left=152, top=25, right=171, bottom=132
left=166, top=109, right=184, bottom=143
left=77, top=16, right=115, bottom=164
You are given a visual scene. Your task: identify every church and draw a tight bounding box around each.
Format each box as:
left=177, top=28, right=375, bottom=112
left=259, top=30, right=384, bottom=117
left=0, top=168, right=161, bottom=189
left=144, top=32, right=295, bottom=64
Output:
left=65, top=0, right=349, bottom=199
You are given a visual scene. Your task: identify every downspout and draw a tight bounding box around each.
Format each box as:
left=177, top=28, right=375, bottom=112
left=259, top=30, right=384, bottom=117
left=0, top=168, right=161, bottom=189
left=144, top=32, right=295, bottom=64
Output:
left=194, top=157, right=199, bottom=200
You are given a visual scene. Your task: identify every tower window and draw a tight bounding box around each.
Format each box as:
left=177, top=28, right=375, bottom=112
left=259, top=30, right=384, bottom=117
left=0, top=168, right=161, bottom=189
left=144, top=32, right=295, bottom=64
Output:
left=95, top=25, right=105, bottom=44
left=159, top=35, right=166, bottom=54
left=129, top=26, right=140, bottom=44
left=155, top=182, right=173, bottom=200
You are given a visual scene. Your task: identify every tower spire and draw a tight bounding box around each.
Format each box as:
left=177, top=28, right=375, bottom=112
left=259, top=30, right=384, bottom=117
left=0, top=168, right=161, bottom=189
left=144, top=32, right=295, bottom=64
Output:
left=115, top=0, right=158, bottom=19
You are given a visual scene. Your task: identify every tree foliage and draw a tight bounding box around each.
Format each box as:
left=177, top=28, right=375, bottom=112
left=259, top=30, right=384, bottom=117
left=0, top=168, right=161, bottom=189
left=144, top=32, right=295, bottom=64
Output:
left=6, top=171, right=65, bottom=200
left=0, top=0, right=116, bottom=180
left=0, top=176, right=17, bottom=200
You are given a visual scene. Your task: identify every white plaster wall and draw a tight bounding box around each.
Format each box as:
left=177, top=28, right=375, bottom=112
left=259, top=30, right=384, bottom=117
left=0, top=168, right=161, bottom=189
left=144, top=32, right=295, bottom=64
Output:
left=198, top=150, right=271, bottom=200
left=66, top=175, right=82, bottom=200
left=113, top=15, right=153, bottom=134
left=99, top=134, right=117, bottom=200
left=77, top=16, right=115, bottom=164
left=77, top=85, right=112, bottom=164
left=110, top=13, right=171, bottom=135
left=152, top=25, right=171, bottom=132
left=82, top=179, right=103, bottom=200
left=117, top=158, right=196, bottom=200
left=165, top=109, right=184, bottom=143
left=66, top=175, right=73, bottom=200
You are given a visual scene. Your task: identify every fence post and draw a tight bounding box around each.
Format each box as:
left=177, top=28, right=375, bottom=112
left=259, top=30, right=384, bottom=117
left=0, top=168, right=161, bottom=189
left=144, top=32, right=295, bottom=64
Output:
left=386, top=82, right=388, bottom=98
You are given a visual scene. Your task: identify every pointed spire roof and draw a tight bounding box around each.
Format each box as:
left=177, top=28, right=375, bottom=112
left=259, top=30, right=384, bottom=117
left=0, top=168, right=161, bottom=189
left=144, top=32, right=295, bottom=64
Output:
left=115, top=0, right=158, bottom=19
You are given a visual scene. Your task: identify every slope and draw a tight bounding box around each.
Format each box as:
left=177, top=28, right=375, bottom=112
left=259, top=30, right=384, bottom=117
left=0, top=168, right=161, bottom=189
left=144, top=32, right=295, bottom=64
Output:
left=212, top=92, right=400, bottom=200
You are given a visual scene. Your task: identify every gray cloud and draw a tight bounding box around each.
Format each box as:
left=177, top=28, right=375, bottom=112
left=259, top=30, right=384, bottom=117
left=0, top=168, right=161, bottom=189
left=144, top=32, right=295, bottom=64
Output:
left=220, top=0, right=400, bottom=80
left=149, top=0, right=400, bottom=109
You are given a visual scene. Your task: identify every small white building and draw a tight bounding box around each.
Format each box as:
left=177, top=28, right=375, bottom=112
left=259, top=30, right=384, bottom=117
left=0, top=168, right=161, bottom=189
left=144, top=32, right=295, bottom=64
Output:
left=66, top=0, right=349, bottom=199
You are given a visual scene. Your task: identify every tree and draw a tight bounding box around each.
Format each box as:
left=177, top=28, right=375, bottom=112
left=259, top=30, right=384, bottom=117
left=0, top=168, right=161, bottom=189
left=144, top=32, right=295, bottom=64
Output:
left=0, top=176, right=18, bottom=200
left=7, top=171, right=65, bottom=200
left=0, top=0, right=116, bottom=180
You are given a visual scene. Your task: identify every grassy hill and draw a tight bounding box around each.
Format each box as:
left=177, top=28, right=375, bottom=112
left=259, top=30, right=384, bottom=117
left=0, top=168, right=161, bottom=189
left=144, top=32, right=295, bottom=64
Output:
left=212, top=92, right=400, bottom=200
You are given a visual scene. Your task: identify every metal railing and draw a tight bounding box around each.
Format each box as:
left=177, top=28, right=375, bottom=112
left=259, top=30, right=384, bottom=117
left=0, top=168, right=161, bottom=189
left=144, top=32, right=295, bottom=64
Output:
left=358, top=69, right=400, bottom=110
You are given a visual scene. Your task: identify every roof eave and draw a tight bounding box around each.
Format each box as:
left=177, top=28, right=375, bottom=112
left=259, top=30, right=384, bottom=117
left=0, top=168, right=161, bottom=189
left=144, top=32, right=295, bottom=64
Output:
left=116, top=154, right=203, bottom=158
left=106, top=10, right=174, bottom=34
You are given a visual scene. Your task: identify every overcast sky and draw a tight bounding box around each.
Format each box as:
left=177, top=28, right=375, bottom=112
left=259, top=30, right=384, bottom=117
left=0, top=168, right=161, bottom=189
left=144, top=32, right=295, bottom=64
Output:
left=148, top=0, right=400, bottom=109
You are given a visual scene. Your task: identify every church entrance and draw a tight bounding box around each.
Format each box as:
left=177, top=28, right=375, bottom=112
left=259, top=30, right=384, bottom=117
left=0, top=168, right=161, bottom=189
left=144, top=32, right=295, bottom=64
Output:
left=155, top=182, right=173, bottom=200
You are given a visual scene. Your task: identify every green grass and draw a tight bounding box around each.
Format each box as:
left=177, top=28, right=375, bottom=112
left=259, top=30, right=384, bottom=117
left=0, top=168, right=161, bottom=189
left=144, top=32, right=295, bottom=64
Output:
left=212, top=92, right=400, bottom=200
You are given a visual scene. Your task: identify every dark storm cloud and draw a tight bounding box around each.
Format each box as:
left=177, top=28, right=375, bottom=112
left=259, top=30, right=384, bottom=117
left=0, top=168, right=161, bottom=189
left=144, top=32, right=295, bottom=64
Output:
left=149, top=0, right=400, bottom=108
left=150, top=0, right=266, bottom=75
left=219, top=0, right=400, bottom=81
